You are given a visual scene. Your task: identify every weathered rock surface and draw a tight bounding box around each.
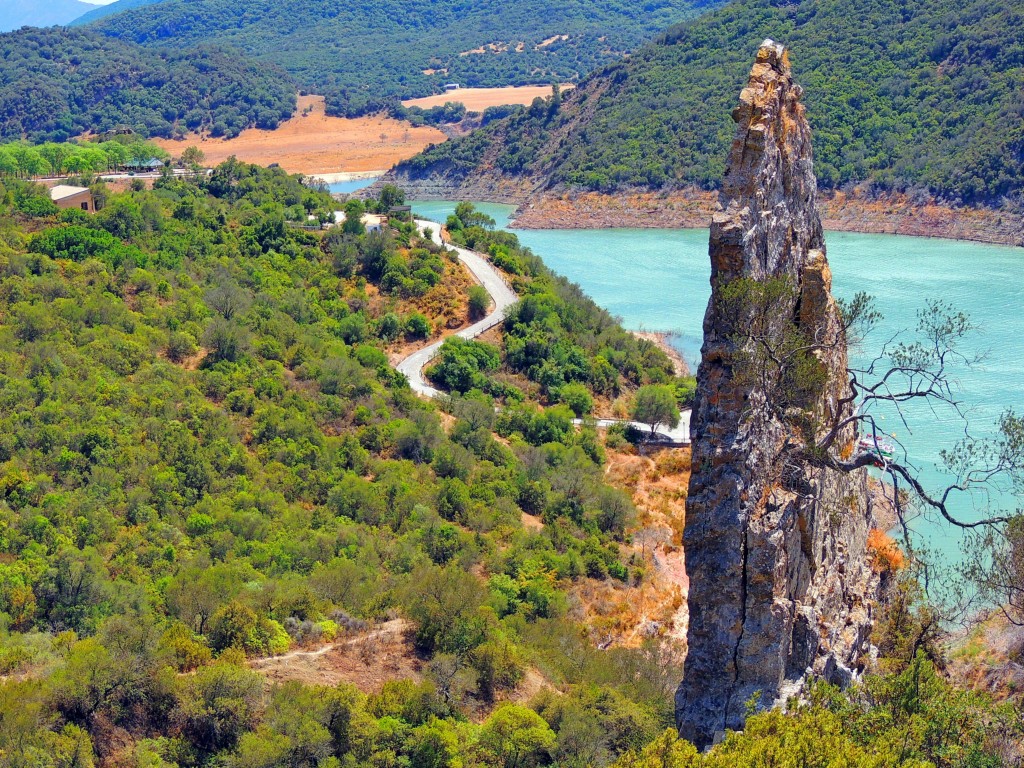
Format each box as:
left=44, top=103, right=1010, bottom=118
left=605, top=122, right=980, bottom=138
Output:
left=675, top=40, right=879, bottom=748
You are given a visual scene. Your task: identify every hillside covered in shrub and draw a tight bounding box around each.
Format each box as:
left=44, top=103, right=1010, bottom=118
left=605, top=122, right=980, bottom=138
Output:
left=0, top=163, right=1017, bottom=764
left=399, top=0, right=1024, bottom=205
left=86, top=0, right=721, bottom=118
left=0, top=27, right=295, bottom=142
left=0, top=163, right=680, bottom=763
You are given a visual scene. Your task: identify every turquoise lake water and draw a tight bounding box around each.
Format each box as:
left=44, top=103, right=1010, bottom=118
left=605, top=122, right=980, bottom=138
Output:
left=328, top=178, right=380, bottom=195
left=412, top=200, right=1024, bottom=566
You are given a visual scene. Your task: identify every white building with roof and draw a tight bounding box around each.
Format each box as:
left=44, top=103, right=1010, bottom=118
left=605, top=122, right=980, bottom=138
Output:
left=49, top=185, right=95, bottom=213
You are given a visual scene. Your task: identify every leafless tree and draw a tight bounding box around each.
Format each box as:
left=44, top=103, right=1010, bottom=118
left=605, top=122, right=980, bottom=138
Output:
left=633, top=525, right=670, bottom=560
left=721, top=277, right=1024, bottom=584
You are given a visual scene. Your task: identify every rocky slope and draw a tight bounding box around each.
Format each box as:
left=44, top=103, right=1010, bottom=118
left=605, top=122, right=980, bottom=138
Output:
left=674, top=41, right=879, bottom=748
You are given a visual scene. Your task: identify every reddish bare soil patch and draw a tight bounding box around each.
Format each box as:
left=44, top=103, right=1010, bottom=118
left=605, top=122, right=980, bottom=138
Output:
left=537, top=34, right=569, bottom=48
left=521, top=512, right=544, bottom=531
left=568, top=447, right=691, bottom=650
left=153, top=95, right=446, bottom=175
left=463, top=667, right=554, bottom=724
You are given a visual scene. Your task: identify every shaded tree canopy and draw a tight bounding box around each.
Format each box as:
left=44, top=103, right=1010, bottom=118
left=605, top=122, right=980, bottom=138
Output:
left=0, top=27, right=295, bottom=142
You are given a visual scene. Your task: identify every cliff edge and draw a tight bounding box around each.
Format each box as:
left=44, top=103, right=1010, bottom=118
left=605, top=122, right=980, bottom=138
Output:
left=675, top=40, right=879, bottom=748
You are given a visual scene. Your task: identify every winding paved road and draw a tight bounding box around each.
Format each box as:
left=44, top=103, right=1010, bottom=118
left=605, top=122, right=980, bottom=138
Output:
left=396, top=219, right=690, bottom=443
left=580, top=416, right=691, bottom=446
left=397, top=220, right=518, bottom=397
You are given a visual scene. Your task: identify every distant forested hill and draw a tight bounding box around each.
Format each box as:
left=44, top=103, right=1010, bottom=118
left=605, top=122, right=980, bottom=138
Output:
left=87, top=0, right=721, bottom=117
left=0, top=27, right=295, bottom=142
left=0, top=0, right=95, bottom=33
left=70, top=0, right=165, bottom=26
left=400, top=0, right=1024, bottom=206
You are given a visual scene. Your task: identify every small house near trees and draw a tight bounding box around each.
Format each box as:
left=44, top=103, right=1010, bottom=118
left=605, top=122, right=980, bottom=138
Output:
left=49, top=185, right=95, bottom=213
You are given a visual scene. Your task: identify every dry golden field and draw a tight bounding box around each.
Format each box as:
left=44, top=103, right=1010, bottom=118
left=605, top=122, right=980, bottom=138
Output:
left=402, top=84, right=573, bottom=111
left=153, top=95, right=446, bottom=175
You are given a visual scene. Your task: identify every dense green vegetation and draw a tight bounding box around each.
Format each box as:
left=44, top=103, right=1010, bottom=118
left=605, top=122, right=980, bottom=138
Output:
left=87, top=0, right=720, bottom=118
left=401, top=0, right=1024, bottom=205
left=0, top=165, right=1016, bottom=765
left=430, top=203, right=682, bottom=412
left=0, top=162, right=677, bottom=764
left=612, top=653, right=1016, bottom=767
left=0, top=137, right=169, bottom=177
left=0, top=27, right=295, bottom=142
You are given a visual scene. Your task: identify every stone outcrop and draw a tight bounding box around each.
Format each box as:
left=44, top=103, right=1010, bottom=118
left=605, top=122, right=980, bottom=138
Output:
left=675, top=40, right=879, bottom=748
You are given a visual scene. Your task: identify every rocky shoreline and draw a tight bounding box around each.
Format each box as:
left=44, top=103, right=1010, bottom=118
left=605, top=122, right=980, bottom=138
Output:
left=371, top=172, right=1024, bottom=248
left=513, top=189, right=1024, bottom=248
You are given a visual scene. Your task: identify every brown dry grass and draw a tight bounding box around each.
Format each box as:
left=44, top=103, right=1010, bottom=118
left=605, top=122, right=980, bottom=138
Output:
left=249, top=619, right=423, bottom=693
left=249, top=618, right=556, bottom=717
left=384, top=257, right=477, bottom=365
left=403, top=84, right=574, bottom=111
left=948, top=612, right=1024, bottom=708
left=568, top=446, right=692, bottom=650
left=521, top=512, right=544, bottom=531
left=153, top=95, right=446, bottom=175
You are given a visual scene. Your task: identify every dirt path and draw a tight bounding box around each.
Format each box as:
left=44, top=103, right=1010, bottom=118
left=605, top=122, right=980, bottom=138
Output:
left=249, top=619, right=420, bottom=692
left=250, top=618, right=406, bottom=666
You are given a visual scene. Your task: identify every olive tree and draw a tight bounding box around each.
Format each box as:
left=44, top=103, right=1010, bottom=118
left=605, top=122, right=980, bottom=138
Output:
left=631, top=384, right=680, bottom=436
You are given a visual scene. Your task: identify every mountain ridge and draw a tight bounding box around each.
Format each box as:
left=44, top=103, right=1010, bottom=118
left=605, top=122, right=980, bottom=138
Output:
left=70, top=0, right=165, bottom=26
left=0, top=0, right=96, bottom=33
left=394, top=0, right=1024, bottom=207
left=0, top=26, right=295, bottom=142
left=85, top=0, right=723, bottom=117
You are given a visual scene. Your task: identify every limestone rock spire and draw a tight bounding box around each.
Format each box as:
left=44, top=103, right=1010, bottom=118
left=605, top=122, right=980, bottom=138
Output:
left=675, top=40, right=878, bottom=748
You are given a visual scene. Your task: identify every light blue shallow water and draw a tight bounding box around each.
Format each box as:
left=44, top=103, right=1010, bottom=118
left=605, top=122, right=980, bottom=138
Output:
left=328, top=177, right=380, bottom=195
left=413, top=200, right=1024, bottom=564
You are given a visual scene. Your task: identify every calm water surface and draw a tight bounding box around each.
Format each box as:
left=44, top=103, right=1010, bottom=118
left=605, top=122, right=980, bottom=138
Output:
left=328, top=178, right=380, bottom=195
left=412, top=201, right=1024, bottom=564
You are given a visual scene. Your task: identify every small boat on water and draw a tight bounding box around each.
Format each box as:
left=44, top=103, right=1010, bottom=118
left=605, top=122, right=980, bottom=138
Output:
left=857, top=435, right=895, bottom=460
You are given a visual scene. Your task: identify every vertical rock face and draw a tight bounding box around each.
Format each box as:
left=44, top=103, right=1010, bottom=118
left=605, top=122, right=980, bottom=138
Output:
left=675, top=40, right=878, bottom=748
